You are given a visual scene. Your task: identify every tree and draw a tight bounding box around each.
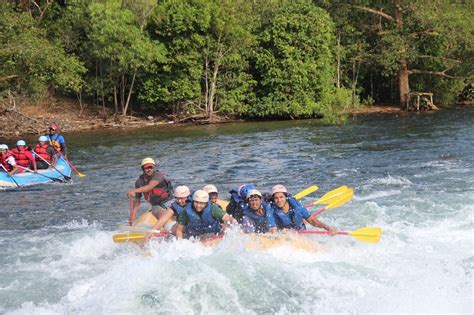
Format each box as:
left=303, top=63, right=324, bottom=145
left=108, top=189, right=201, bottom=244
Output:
left=86, top=0, right=164, bottom=116
left=0, top=2, right=85, bottom=98
left=351, top=0, right=473, bottom=107
left=252, top=1, right=346, bottom=118
left=144, top=0, right=257, bottom=120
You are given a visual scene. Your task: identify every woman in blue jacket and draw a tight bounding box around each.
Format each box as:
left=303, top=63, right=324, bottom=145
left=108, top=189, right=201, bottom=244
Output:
left=271, top=184, right=337, bottom=234
left=242, top=189, right=277, bottom=234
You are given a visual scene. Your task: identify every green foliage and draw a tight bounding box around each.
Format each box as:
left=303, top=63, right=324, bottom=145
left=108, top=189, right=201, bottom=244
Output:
left=142, top=0, right=258, bottom=115
left=140, top=0, right=209, bottom=111
left=2, top=0, right=472, bottom=119
left=322, top=0, right=474, bottom=106
left=252, top=1, right=339, bottom=118
left=0, top=2, right=85, bottom=96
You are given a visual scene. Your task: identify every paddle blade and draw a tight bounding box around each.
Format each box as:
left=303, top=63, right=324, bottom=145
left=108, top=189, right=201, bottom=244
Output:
left=309, top=189, right=353, bottom=216
left=314, top=185, right=349, bottom=205
left=294, top=185, right=319, bottom=200
left=118, top=225, right=162, bottom=234
left=113, top=233, right=146, bottom=243
left=325, top=188, right=354, bottom=209
left=112, top=232, right=167, bottom=243
left=78, top=173, right=86, bottom=177
left=297, top=226, right=382, bottom=244
left=349, top=227, right=382, bottom=243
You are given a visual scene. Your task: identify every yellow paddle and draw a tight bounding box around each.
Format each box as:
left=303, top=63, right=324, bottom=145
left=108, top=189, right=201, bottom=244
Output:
left=304, top=185, right=349, bottom=208
left=58, top=152, right=85, bottom=177
left=294, top=185, right=319, bottom=200
left=325, top=188, right=354, bottom=209
left=118, top=226, right=163, bottom=234
left=298, top=226, right=382, bottom=243
left=112, top=232, right=168, bottom=243
left=315, top=185, right=349, bottom=205
left=309, top=188, right=354, bottom=217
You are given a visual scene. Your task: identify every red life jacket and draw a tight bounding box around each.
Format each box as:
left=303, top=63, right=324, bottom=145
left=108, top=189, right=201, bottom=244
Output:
left=34, top=143, right=51, bottom=162
left=1, top=151, right=14, bottom=171
left=142, top=171, right=173, bottom=206
left=11, top=147, right=32, bottom=167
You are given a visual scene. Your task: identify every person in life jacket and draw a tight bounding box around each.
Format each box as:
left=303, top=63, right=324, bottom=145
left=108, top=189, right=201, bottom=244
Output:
left=242, top=189, right=277, bottom=234
left=11, top=140, right=37, bottom=173
left=226, top=183, right=256, bottom=224
left=202, top=184, right=228, bottom=210
left=46, top=123, right=67, bottom=157
left=127, top=157, right=174, bottom=225
left=0, top=144, right=19, bottom=176
left=175, top=190, right=234, bottom=240
left=146, top=185, right=191, bottom=238
left=271, top=184, right=337, bottom=235
left=34, top=136, right=58, bottom=169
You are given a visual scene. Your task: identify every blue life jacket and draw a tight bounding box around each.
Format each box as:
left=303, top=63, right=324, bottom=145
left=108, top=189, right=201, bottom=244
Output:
left=227, top=188, right=248, bottom=223
left=170, top=201, right=186, bottom=217
left=242, top=201, right=275, bottom=233
left=272, top=196, right=307, bottom=230
left=229, top=188, right=243, bottom=205
left=184, top=201, right=221, bottom=238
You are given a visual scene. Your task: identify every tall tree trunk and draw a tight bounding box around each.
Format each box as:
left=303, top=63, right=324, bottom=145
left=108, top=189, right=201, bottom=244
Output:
left=208, top=47, right=222, bottom=122
left=204, top=55, right=209, bottom=113
left=99, top=63, right=106, bottom=113
left=351, top=58, right=361, bottom=105
left=123, top=72, right=136, bottom=117
left=76, top=92, right=84, bottom=116
left=113, top=85, right=118, bottom=114
left=399, top=60, right=410, bottom=108
left=336, top=33, right=341, bottom=89
left=394, top=0, right=409, bottom=108
left=120, top=75, right=125, bottom=115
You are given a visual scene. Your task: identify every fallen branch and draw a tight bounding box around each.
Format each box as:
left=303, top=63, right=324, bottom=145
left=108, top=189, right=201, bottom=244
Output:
left=352, top=5, right=394, bottom=22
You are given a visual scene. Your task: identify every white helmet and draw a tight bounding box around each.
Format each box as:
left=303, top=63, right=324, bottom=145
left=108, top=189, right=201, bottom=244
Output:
left=272, top=184, right=288, bottom=195
left=247, top=189, right=262, bottom=198
left=202, top=184, right=218, bottom=194
left=38, top=136, right=48, bottom=142
left=0, top=144, right=8, bottom=150
left=174, top=185, right=190, bottom=198
left=16, top=140, right=26, bottom=146
left=193, top=190, right=209, bottom=203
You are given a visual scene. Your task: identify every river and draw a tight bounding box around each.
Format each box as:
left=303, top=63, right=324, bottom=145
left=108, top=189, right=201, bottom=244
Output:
left=1, top=108, right=473, bottom=314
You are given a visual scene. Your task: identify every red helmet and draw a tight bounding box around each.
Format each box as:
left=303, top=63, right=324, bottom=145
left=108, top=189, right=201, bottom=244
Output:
left=49, top=123, right=59, bottom=131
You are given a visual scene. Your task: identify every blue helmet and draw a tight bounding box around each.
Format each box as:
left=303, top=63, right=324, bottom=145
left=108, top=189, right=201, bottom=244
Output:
left=239, top=184, right=256, bottom=199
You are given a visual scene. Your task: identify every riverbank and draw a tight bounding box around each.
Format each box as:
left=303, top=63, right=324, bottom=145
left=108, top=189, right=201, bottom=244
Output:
left=0, top=97, right=404, bottom=139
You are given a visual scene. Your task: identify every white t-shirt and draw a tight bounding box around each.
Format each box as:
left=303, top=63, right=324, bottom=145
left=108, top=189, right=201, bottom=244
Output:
left=5, top=156, right=16, bottom=166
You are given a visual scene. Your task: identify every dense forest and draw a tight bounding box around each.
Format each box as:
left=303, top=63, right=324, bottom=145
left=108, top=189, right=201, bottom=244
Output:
left=1, top=0, right=473, bottom=122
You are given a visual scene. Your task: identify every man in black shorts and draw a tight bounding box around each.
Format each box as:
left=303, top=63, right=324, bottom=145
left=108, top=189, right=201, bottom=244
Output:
left=127, top=157, right=173, bottom=225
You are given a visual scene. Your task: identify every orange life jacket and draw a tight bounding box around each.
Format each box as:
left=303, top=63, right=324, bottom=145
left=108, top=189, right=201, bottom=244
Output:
left=11, top=147, right=32, bottom=167
left=34, top=144, right=51, bottom=162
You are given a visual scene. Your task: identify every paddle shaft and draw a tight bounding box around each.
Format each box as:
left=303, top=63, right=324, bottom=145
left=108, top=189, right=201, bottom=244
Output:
left=17, top=165, right=64, bottom=182
left=310, top=207, right=327, bottom=218
left=1, top=164, right=20, bottom=187
left=129, top=198, right=136, bottom=226
left=33, top=152, right=71, bottom=180
left=298, top=230, right=348, bottom=236
left=113, top=232, right=168, bottom=243
left=58, top=151, right=84, bottom=177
